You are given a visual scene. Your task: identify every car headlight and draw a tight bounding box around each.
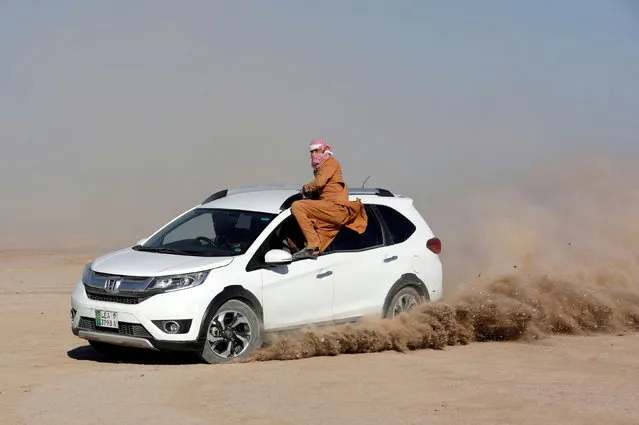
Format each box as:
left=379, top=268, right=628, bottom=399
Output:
left=147, top=270, right=210, bottom=292
left=82, top=263, right=93, bottom=284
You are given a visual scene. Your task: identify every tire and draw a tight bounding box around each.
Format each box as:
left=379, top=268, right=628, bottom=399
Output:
left=199, top=299, right=263, bottom=365
left=384, top=285, right=426, bottom=319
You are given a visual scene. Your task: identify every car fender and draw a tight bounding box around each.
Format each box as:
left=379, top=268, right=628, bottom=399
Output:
left=196, top=285, right=264, bottom=343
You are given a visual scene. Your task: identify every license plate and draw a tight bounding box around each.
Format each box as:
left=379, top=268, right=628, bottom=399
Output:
left=95, top=310, right=118, bottom=329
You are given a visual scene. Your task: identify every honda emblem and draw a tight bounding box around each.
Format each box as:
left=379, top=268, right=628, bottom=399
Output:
left=104, top=278, right=122, bottom=293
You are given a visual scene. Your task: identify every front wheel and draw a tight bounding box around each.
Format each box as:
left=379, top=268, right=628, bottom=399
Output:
left=199, top=299, right=263, bottom=364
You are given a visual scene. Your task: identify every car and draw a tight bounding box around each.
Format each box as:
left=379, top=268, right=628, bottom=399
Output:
left=70, top=184, right=443, bottom=364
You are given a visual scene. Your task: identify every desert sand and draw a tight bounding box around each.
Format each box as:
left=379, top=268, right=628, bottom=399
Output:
left=1, top=251, right=638, bottom=425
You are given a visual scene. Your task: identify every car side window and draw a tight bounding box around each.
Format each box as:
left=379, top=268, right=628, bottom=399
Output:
left=327, top=206, right=383, bottom=252
left=245, top=215, right=307, bottom=271
left=375, top=204, right=416, bottom=244
left=264, top=216, right=306, bottom=255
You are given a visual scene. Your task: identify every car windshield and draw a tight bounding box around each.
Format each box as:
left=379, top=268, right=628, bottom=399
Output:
left=134, top=208, right=276, bottom=257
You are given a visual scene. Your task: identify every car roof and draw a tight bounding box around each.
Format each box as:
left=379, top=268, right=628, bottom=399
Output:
left=200, top=188, right=300, bottom=214
left=197, top=185, right=406, bottom=214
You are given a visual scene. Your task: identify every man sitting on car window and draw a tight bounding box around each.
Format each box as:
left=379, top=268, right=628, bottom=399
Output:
left=290, top=138, right=368, bottom=260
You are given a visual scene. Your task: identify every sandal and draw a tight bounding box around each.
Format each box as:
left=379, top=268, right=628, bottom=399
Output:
left=292, top=246, right=319, bottom=260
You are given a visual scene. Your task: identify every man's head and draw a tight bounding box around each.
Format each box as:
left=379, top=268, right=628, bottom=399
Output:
left=309, top=137, right=332, bottom=155
left=309, top=137, right=333, bottom=170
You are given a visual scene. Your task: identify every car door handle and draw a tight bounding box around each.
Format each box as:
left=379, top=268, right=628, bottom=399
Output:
left=384, top=255, right=398, bottom=263
left=316, top=271, right=333, bottom=279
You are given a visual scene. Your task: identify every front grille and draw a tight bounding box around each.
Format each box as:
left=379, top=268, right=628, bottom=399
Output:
left=78, top=316, right=153, bottom=338
left=86, top=292, right=147, bottom=304
left=84, top=284, right=156, bottom=304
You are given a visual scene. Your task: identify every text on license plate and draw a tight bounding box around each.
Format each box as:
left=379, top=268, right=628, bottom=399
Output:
left=95, top=310, right=118, bottom=329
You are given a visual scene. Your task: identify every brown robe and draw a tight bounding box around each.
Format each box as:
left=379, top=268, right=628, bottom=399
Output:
left=291, top=156, right=368, bottom=252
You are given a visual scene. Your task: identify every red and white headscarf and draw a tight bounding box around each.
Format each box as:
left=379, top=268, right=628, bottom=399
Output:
left=309, top=137, right=333, bottom=171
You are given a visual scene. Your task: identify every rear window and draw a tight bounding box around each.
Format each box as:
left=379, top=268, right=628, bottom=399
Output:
left=375, top=205, right=416, bottom=244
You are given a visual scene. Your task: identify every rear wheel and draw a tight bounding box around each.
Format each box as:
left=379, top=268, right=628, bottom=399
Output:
left=384, top=285, right=426, bottom=318
left=199, top=299, right=262, bottom=364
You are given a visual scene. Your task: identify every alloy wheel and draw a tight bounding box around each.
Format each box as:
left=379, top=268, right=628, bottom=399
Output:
left=206, top=310, right=252, bottom=359
left=392, top=293, right=419, bottom=317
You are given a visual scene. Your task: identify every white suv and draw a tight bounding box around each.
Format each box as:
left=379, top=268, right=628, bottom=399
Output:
left=70, top=185, right=443, bottom=364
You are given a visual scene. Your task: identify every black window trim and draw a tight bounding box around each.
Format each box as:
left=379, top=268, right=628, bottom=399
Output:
left=370, top=203, right=417, bottom=246
left=370, top=204, right=394, bottom=247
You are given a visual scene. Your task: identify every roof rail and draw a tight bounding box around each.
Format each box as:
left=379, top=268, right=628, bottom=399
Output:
left=279, top=187, right=395, bottom=210
left=349, top=187, right=394, bottom=197
left=202, top=185, right=395, bottom=206
left=201, top=184, right=302, bottom=204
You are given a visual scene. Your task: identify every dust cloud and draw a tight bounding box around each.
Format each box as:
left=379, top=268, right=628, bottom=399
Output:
left=249, top=156, right=639, bottom=361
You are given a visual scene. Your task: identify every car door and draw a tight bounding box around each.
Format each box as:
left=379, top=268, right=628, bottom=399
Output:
left=260, top=256, right=335, bottom=331
left=250, top=213, right=336, bottom=332
left=328, top=205, right=397, bottom=321
left=372, top=203, right=421, bottom=282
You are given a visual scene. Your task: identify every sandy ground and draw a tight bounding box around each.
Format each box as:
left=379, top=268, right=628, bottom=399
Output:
left=1, top=252, right=638, bottom=425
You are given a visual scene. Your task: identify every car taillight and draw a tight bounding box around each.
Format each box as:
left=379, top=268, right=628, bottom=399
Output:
left=427, top=237, right=441, bottom=254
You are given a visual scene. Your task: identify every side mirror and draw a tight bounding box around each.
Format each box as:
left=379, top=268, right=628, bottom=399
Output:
left=136, top=238, right=148, bottom=246
left=264, top=249, right=293, bottom=265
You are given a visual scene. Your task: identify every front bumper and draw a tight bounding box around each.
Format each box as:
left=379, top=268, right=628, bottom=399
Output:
left=75, top=330, right=157, bottom=350
left=70, top=280, right=212, bottom=352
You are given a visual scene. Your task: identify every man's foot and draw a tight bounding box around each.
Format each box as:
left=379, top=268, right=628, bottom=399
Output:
left=292, top=247, right=319, bottom=260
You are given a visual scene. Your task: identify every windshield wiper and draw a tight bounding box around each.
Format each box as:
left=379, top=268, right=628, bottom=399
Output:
left=134, top=246, right=188, bottom=255
left=134, top=246, right=226, bottom=256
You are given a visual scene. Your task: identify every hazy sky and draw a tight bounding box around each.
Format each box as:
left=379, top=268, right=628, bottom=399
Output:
left=1, top=1, right=638, bottom=249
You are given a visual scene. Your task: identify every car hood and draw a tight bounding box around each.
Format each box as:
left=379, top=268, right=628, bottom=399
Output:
left=90, top=247, right=234, bottom=277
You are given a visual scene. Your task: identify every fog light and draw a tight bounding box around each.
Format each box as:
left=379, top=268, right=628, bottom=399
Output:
left=70, top=308, right=77, bottom=321
left=152, top=319, right=191, bottom=334
left=164, top=321, right=180, bottom=334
